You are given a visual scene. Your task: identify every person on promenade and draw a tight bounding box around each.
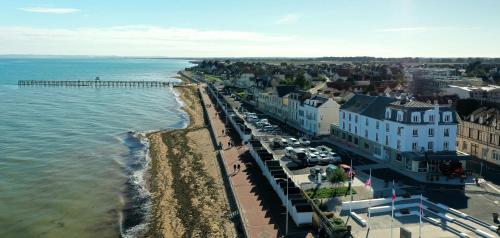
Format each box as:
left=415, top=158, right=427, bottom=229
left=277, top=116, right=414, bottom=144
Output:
left=222, top=129, right=225, bottom=136
left=228, top=141, right=231, bottom=148
left=237, top=164, right=241, bottom=172
left=233, top=164, right=237, bottom=173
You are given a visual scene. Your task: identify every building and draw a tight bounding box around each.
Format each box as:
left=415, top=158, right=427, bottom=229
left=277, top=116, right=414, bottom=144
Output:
left=331, top=94, right=470, bottom=180
left=443, top=85, right=500, bottom=103
left=456, top=107, right=500, bottom=166
left=256, top=86, right=340, bottom=136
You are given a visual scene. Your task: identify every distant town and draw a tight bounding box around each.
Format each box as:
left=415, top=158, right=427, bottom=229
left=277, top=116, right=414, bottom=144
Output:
left=181, top=57, right=500, bottom=237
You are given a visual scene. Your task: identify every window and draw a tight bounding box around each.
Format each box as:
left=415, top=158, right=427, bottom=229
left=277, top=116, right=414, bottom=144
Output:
left=342, top=122, right=345, bottom=130
left=428, top=141, right=433, bottom=151
left=376, top=133, right=379, bottom=142
left=429, top=115, right=435, bottom=122
left=413, top=129, right=418, bottom=137
left=397, top=140, right=401, bottom=150
left=365, top=130, right=368, bottom=138
left=397, top=112, right=403, bottom=121
left=386, top=124, right=390, bottom=132
left=365, top=118, right=369, bottom=126
left=412, top=142, right=418, bottom=151
left=385, top=135, right=389, bottom=146
left=342, top=111, right=345, bottom=119
left=348, top=124, right=351, bottom=132
left=493, top=150, right=499, bottom=161
left=444, top=114, right=451, bottom=122
left=355, top=115, right=358, bottom=123
left=482, top=148, right=489, bottom=159
left=462, top=141, right=468, bottom=150
left=386, top=109, right=391, bottom=119
left=444, top=128, right=449, bottom=137
left=355, top=126, right=358, bottom=134
left=428, top=128, right=434, bottom=137
left=376, top=121, right=380, bottom=129
left=444, top=141, right=449, bottom=151
left=397, top=127, right=403, bottom=136
left=412, top=114, right=419, bottom=123
left=349, top=113, right=352, bottom=121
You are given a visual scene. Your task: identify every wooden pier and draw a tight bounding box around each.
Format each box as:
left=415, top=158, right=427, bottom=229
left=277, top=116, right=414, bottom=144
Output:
left=18, top=80, right=176, bottom=88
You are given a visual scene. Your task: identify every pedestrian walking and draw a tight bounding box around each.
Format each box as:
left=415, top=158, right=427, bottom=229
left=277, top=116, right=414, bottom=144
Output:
left=233, top=164, right=237, bottom=173
left=228, top=141, right=231, bottom=148
left=237, top=164, right=241, bottom=171
left=222, top=129, right=225, bottom=135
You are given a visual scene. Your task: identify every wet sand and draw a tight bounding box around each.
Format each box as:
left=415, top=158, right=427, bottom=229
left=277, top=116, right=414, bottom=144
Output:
left=147, top=82, right=236, bottom=238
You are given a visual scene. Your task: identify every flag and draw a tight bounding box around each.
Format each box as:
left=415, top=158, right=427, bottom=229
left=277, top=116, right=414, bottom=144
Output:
left=391, top=181, right=396, bottom=201
left=364, top=172, right=372, bottom=188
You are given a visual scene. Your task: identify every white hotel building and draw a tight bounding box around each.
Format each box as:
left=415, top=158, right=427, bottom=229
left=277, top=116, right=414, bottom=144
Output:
left=331, top=95, right=470, bottom=177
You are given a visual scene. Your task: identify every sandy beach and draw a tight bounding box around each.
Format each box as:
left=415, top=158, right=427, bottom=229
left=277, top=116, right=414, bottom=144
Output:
left=147, top=80, right=236, bottom=237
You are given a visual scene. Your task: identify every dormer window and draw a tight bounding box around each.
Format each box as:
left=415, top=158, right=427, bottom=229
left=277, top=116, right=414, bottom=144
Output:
left=397, top=111, right=404, bottom=122
left=411, top=113, right=420, bottom=123
left=444, top=113, right=451, bottom=122
left=429, top=115, right=435, bottom=122
left=386, top=109, right=391, bottom=119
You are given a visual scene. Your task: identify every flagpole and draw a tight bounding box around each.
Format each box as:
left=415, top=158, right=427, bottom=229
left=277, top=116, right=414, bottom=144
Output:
left=349, top=159, right=353, bottom=215
left=391, top=180, right=394, bottom=238
left=419, top=194, right=423, bottom=238
left=368, top=169, right=372, bottom=229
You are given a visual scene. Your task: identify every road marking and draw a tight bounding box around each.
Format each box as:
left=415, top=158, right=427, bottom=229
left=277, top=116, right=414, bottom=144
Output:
left=484, top=182, right=500, bottom=194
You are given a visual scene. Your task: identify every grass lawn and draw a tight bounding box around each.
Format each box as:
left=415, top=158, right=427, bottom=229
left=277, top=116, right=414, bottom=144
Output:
left=205, top=75, right=221, bottom=82
left=305, top=186, right=356, bottom=199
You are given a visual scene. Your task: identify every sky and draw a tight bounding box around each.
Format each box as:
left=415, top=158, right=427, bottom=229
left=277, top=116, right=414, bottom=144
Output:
left=0, top=0, right=499, bottom=58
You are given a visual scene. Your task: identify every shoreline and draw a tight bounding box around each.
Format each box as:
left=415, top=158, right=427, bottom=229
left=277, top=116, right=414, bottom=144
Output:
left=146, top=74, right=236, bottom=237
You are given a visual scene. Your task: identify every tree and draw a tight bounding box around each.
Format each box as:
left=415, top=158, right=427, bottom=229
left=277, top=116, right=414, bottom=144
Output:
left=328, top=168, right=347, bottom=184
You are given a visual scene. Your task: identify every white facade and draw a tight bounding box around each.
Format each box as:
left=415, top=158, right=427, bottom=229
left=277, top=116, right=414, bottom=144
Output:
left=302, top=97, right=339, bottom=136
left=339, top=105, right=457, bottom=160
left=257, top=87, right=339, bottom=136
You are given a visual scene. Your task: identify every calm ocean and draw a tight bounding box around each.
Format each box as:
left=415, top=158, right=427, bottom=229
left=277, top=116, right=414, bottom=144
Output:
left=0, top=57, right=192, bottom=237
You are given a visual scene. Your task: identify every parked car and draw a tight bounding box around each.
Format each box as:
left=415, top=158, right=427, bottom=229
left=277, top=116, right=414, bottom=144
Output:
left=316, top=145, right=332, bottom=153
left=317, top=153, right=332, bottom=165
left=284, top=146, right=295, bottom=157
left=328, top=152, right=342, bottom=163
left=246, top=116, right=259, bottom=123
left=289, top=148, right=307, bottom=166
left=288, top=138, right=301, bottom=147
left=310, top=167, right=327, bottom=182
left=307, top=147, right=319, bottom=154
left=339, top=164, right=355, bottom=176
left=306, top=153, right=319, bottom=165
left=299, top=137, right=311, bottom=146
left=279, top=138, right=289, bottom=147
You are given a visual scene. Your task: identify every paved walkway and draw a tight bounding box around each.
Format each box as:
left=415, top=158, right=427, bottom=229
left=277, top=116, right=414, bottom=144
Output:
left=200, top=86, right=281, bottom=238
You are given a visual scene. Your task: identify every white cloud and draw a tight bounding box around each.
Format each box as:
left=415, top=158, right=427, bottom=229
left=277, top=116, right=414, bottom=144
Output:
left=19, top=7, right=80, bottom=14
left=0, top=25, right=300, bottom=57
left=274, top=14, right=301, bottom=25
left=372, top=26, right=478, bottom=33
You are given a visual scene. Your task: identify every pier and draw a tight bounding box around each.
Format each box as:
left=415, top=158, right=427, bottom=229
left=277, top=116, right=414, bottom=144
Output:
left=18, top=80, right=176, bottom=87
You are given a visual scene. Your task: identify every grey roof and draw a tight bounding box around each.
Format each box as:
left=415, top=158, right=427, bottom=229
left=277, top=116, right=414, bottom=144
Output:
left=309, top=95, right=329, bottom=108
left=389, top=100, right=435, bottom=108
left=340, top=94, right=397, bottom=120
left=275, top=85, right=297, bottom=97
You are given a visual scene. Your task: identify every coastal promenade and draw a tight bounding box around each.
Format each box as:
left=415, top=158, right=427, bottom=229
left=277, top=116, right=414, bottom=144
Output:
left=199, top=85, right=282, bottom=238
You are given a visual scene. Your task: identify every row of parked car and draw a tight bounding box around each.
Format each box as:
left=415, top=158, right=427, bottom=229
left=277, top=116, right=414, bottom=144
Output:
left=243, top=112, right=282, bottom=134
left=270, top=137, right=342, bottom=167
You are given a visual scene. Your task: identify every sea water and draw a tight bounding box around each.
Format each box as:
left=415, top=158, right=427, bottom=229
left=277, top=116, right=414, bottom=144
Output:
left=0, top=57, right=192, bottom=237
